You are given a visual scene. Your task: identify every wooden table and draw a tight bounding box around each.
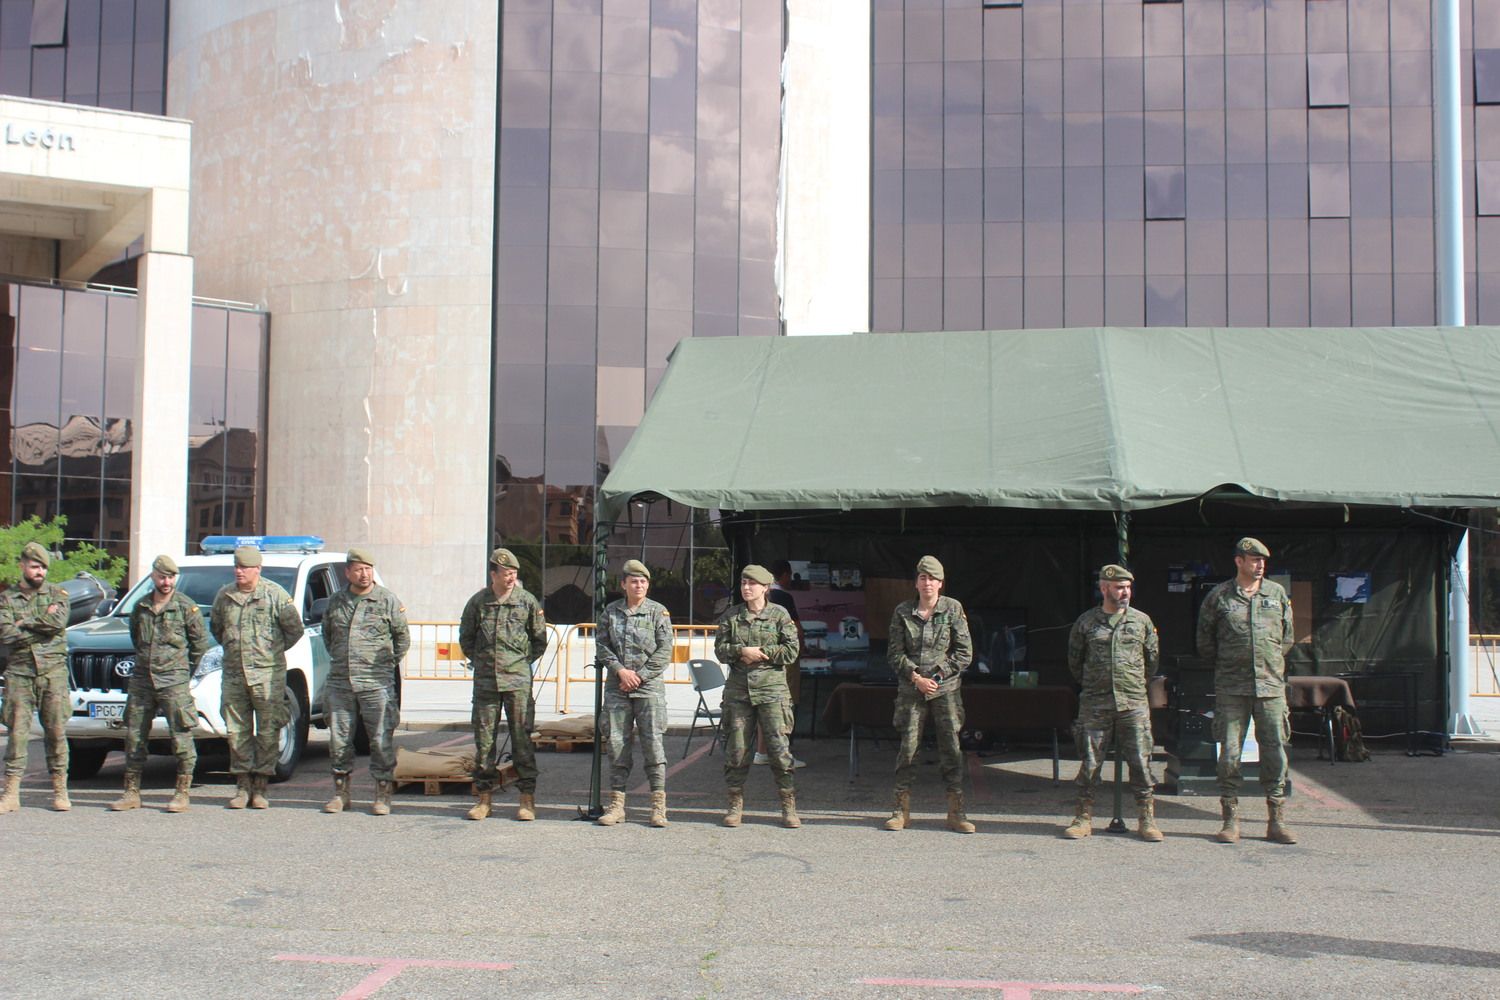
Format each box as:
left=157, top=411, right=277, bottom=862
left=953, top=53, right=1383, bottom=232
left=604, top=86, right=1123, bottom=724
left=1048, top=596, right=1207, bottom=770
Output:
left=1286, top=675, right=1357, bottom=764
left=819, top=683, right=1078, bottom=782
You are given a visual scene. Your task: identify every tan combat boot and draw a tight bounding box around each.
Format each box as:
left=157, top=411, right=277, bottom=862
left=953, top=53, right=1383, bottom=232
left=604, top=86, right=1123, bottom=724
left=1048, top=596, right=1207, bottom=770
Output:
left=1137, top=800, right=1164, bottom=842
left=50, top=772, right=71, bottom=812
left=1215, top=797, right=1239, bottom=844
left=226, top=776, right=251, bottom=810
left=516, top=791, right=536, bottom=821
left=1062, top=799, right=1093, bottom=839
left=945, top=790, right=975, bottom=834
left=371, top=781, right=393, bottom=816
left=1266, top=798, right=1298, bottom=844
left=722, top=788, right=744, bottom=827
left=248, top=776, right=270, bottom=809
left=883, top=790, right=911, bottom=831
left=649, top=790, right=669, bottom=828
left=0, top=773, right=20, bottom=814
left=109, top=772, right=143, bottom=811
left=465, top=789, right=492, bottom=820
left=165, top=773, right=193, bottom=814
left=323, top=773, right=351, bottom=814
left=596, top=791, right=626, bottom=826
left=779, top=788, right=801, bottom=829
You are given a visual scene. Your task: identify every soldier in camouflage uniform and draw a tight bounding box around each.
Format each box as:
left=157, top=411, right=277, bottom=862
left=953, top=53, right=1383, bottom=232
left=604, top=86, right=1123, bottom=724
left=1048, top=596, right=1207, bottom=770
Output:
left=1197, top=537, right=1298, bottom=845
left=594, top=559, right=673, bottom=828
left=210, top=546, right=305, bottom=810
left=1061, top=564, right=1162, bottom=842
left=320, top=548, right=410, bottom=817
left=715, top=564, right=801, bottom=829
left=459, top=547, right=548, bottom=822
left=109, top=554, right=212, bottom=814
left=884, top=556, right=976, bottom=834
left=0, top=542, right=72, bottom=813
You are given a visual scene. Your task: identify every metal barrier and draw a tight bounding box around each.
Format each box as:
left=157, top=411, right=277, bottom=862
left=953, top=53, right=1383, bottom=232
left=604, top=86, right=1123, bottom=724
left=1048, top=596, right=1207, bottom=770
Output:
left=402, top=621, right=719, bottom=715
left=1474, top=635, right=1500, bottom=698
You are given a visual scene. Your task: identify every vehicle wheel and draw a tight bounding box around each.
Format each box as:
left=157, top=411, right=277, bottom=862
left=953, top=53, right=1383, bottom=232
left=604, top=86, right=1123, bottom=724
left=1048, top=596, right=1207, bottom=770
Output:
left=272, top=683, right=310, bottom=783
left=67, top=743, right=108, bottom=780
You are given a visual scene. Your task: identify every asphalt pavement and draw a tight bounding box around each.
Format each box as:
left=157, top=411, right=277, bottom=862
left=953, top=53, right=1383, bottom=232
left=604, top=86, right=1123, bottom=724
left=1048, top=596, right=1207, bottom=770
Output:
left=2, top=724, right=1499, bottom=1000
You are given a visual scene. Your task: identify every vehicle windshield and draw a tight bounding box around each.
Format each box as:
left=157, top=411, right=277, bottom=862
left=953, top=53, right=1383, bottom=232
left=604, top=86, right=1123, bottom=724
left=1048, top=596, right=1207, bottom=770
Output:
left=113, top=566, right=298, bottom=615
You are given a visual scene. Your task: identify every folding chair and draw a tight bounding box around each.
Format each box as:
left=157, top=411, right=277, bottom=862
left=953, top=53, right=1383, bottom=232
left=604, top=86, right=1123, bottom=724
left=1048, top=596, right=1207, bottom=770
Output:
left=683, top=658, right=726, bottom=758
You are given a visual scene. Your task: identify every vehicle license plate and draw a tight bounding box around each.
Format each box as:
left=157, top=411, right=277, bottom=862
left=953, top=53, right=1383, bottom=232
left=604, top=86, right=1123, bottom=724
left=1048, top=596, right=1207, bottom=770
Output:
left=89, top=702, right=126, bottom=721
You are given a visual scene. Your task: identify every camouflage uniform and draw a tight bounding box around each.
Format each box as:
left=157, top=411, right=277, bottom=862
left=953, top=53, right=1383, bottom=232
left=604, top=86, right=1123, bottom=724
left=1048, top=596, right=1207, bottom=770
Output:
left=210, top=579, right=305, bottom=777
left=323, top=584, right=410, bottom=782
left=1197, top=577, right=1295, bottom=800
left=715, top=601, right=800, bottom=792
left=125, top=590, right=213, bottom=777
left=459, top=584, right=547, bottom=793
left=0, top=581, right=71, bottom=778
left=888, top=595, right=973, bottom=794
left=1067, top=605, right=1160, bottom=806
left=596, top=596, right=672, bottom=792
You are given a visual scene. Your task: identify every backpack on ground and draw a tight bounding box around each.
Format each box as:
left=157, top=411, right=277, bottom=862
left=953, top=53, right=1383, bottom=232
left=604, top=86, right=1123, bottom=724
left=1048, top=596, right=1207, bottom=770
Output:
left=1331, top=705, right=1371, bottom=762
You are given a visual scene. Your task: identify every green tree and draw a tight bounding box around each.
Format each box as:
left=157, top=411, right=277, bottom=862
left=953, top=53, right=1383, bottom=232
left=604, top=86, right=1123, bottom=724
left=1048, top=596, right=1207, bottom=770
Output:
left=0, top=515, right=129, bottom=589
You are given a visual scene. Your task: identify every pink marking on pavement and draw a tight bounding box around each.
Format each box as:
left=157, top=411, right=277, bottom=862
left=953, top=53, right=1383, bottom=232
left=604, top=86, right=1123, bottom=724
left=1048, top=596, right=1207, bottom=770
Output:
left=1289, top=773, right=1356, bottom=810
left=630, top=739, right=716, bottom=796
left=967, top=751, right=994, bottom=804
left=862, top=978, right=1145, bottom=999
left=274, top=953, right=513, bottom=1000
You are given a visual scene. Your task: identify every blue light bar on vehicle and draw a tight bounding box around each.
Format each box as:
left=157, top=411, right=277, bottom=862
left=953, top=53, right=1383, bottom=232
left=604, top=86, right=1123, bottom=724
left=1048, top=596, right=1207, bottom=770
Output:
left=199, top=535, right=325, bottom=555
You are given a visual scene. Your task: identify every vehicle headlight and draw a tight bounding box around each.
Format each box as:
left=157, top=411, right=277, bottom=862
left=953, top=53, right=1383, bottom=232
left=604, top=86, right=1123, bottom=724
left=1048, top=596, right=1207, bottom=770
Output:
left=193, top=645, right=224, bottom=680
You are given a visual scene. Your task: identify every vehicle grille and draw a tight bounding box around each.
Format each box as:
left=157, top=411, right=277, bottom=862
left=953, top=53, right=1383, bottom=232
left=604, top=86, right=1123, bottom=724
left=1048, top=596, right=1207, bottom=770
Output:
left=69, top=652, right=131, bottom=693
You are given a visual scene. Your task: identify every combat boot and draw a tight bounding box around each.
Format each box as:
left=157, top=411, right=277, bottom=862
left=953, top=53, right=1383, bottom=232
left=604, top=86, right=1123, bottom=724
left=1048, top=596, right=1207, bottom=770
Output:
left=596, top=790, right=626, bottom=826
left=779, top=788, right=802, bottom=829
left=248, top=776, right=270, bottom=810
left=0, top=773, right=21, bottom=814
left=109, top=772, right=143, bottom=811
left=883, top=790, right=911, bottom=831
left=226, top=776, right=251, bottom=810
left=649, top=790, right=669, bottom=828
left=1266, top=798, right=1298, bottom=844
left=1137, top=800, right=1164, bottom=842
left=165, top=773, right=193, bottom=814
left=371, top=781, right=393, bottom=816
left=323, top=773, right=352, bottom=814
left=1062, top=800, right=1093, bottom=839
left=945, top=790, right=975, bottom=834
left=722, top=788, right=744, bottom=827
left=516, top=791, right=536, bottom=821
left=50, top=772, right=71, bottom=812
left=465, top=789, right=492, bottom=820
left=1215, top=797, right=1240, bottom=844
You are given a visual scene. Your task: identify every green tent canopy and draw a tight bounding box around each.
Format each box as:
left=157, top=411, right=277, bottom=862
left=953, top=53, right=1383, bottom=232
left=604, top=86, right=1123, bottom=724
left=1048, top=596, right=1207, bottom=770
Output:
left=599, top=327, right=1500, bottom=520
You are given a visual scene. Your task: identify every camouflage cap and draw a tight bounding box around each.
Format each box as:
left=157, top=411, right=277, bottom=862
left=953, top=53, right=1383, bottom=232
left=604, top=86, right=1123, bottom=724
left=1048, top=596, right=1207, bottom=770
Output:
left=19, top=541, right=49, bottom=567
left=621, top=559, right=651, bottom=580
left=346, top=547, right=375, bottom=567
left=1235, top=537, right=1271, bottom=558
left=489, top=547, right=520, bottom=570
left=1099, top=563, right=1134, bottom=582
left=915, top=555, right=945, bottom=580
left=152, top=554, right=179, bottom=575
left=233, top=546, right=263, bottom=568
left=740, top=564, right=774, bottom=585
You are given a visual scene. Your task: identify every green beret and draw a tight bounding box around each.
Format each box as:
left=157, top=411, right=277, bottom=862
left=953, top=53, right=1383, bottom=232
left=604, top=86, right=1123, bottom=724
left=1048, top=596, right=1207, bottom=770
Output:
left=915, top=555, right=945, bottom=580
left=621, top=559, right=650, bottom=580
left=233, top=546, right=263, bottom=568
left=19, top=541, right=49, bottom=568
left=346, top=547, right=375, bottom=567
left=740, top=564, right=774, bottom=585
left=489, top=547, right=519, bottom=570
left=1099, top=563, right=1134, bottom=582
left=1235, top=537, right=1271, bottom=558
left=152, top=554, right=179, bottom=575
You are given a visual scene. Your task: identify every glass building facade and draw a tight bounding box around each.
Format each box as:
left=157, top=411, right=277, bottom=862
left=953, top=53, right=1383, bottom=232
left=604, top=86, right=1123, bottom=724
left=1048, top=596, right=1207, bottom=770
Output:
left=0, top=0, right=168, bottom=114
left=492, top=0, right=784, bottom=623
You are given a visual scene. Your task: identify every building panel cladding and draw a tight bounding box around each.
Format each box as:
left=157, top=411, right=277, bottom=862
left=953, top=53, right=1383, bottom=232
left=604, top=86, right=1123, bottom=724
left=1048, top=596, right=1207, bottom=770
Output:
left=871, top=0, right=1497, bottom=332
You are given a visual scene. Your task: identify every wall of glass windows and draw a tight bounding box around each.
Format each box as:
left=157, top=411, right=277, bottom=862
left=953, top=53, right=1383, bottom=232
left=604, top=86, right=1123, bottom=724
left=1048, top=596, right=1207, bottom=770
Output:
left=0, top=281, right=267, bottom=559
left=0, top=0, right=168, bottom=114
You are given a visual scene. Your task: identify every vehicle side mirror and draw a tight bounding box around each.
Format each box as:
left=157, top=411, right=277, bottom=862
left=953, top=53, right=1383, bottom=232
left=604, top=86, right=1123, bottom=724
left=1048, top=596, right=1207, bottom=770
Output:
left=307, top=596, right=329, bottom=625
left=96, top=598, right=117, bottom=616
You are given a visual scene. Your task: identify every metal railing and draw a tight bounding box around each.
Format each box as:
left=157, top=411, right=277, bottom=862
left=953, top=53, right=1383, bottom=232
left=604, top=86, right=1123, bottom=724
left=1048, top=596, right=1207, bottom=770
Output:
left=1473, top=635, right=1500, bottom=698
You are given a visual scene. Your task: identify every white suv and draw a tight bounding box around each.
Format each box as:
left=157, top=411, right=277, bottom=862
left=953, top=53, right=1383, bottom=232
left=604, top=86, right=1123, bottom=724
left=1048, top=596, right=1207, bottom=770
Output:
left=64, top=535, right=366, bottom=782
